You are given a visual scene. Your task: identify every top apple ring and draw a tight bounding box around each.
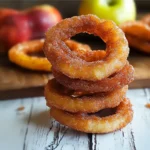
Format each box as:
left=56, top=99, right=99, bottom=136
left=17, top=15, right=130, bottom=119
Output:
left=44, top=14, right=129, bottom=81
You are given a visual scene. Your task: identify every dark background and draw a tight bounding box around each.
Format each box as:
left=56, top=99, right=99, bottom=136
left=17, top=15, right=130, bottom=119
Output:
left=0, top=0, right=149, bottom=18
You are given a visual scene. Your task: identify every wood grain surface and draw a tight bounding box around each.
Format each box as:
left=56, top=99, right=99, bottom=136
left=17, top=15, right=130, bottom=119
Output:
left=0, top=56, right=52, bottom=91
left=0, top=88, right=150, bottom=150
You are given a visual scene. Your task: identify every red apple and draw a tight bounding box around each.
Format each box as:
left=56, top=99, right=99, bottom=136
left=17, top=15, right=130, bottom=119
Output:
left=0, top=5, right=62, bottom=53
left=26, top=5, right=62, bottom=39
left=0, top=14, right=31, bottom=50
left=0, top=9, right=18, bottom=22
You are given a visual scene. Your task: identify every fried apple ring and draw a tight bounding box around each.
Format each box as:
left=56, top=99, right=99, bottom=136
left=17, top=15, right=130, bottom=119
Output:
left=44, top=14, right=129, bottom=81
left=141, top=14, right=150, bottom=26
left=121, top=21, right=150, bottom=41
left=120, top=21, right=150, bottom=53
left=52, top=63, right=134, bottom=93
left=50, top=98, right=133, bottom=133
left=8, top=39, right=51, bottom=71
left=45, top=79, right=128, bottom=113
left=125, top=34, right=150, bottom=54
left=8, top=39, right=95, bottom=71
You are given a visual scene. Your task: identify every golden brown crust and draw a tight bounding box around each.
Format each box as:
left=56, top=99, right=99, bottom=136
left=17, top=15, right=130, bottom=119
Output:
left=121, top=21, right=150, bottom=41
left=50, top=98, right=133, bottom=133
left=44, top=14, right=129, bottom=81
left=126, top=34, right=150, bottom=53
left=45, top=79, right=128, bottom=113
left=52, top=63, right=134, bottom=93
left=8, top=39, right=51, bottom=71
left=44, top=15, right=134, bottom=134
left=120, top=21, right=150, bottom=53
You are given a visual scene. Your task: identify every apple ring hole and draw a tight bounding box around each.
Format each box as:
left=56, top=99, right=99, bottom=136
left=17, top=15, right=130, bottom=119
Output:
left=66, top=107, right=116, bottom=117
left=71, top=33, right=106, bottom=50
left=70, top=33, right=107, bottom=62
left=57, top=83, right=91, bottom=97
left=58, top=81, right=120, bottom=98
left=88, top=107, right=116, bottom=117
left=27, top=49, right=45, bottom=57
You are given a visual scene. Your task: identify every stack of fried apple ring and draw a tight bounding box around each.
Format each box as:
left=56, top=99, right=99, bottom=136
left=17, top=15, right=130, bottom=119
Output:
left=44, top=15, right=134, bottom=133
left=120, top=19, right=150, bottom=54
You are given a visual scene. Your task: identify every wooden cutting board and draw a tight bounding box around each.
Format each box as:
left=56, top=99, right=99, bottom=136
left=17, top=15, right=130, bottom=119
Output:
left=0, top=56, right=53, bottom=91
left=128, top=52, right=150, bottom=88
left=0, top=48, right=150, bottom=92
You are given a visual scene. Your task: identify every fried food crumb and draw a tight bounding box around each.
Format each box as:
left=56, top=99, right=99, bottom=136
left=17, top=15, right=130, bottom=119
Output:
left=145, top=103, right=150, bottom=109
left=17, top=106, right=25, bottom=111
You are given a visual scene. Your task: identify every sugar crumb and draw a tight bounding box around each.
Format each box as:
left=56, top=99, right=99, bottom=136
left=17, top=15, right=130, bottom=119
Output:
left=145, top=103, right=150, bottom=109
left=17, top=106, right=25, bottom=111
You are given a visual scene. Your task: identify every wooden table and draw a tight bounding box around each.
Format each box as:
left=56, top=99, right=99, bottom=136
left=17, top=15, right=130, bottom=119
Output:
left=0, top=88, right=150, bottom=150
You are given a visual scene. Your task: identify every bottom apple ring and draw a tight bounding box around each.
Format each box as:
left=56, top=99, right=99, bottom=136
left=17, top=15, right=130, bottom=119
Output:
left=45, top=79, right=128, bottom=113
left=50, top=98, right=133, bottom=133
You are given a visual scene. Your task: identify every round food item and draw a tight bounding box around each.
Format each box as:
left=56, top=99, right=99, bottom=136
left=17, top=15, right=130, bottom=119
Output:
left=8, top=39, right=51, bottom=71
left=141, top=14, right=150, bottom=26
left=44, top=14, right=129, bottom=81
left=120, top=21, right=150, bottom=53
left=50, top=98, right=133, bottom=133
left=45, top=79, right=128, bottom=113
left=125, top=34, right=150, bottom=54
left=121, top=21, right=150, bottom=41
left=52, top=63, right=134, bottom=93
left=8, top=39, right=93, bottom=71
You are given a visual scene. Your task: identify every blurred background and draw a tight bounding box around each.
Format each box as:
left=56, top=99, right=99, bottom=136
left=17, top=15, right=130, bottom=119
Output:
left=0, top=0, right=150, bottom=99
left=0, top=0, right=149, bottom=18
